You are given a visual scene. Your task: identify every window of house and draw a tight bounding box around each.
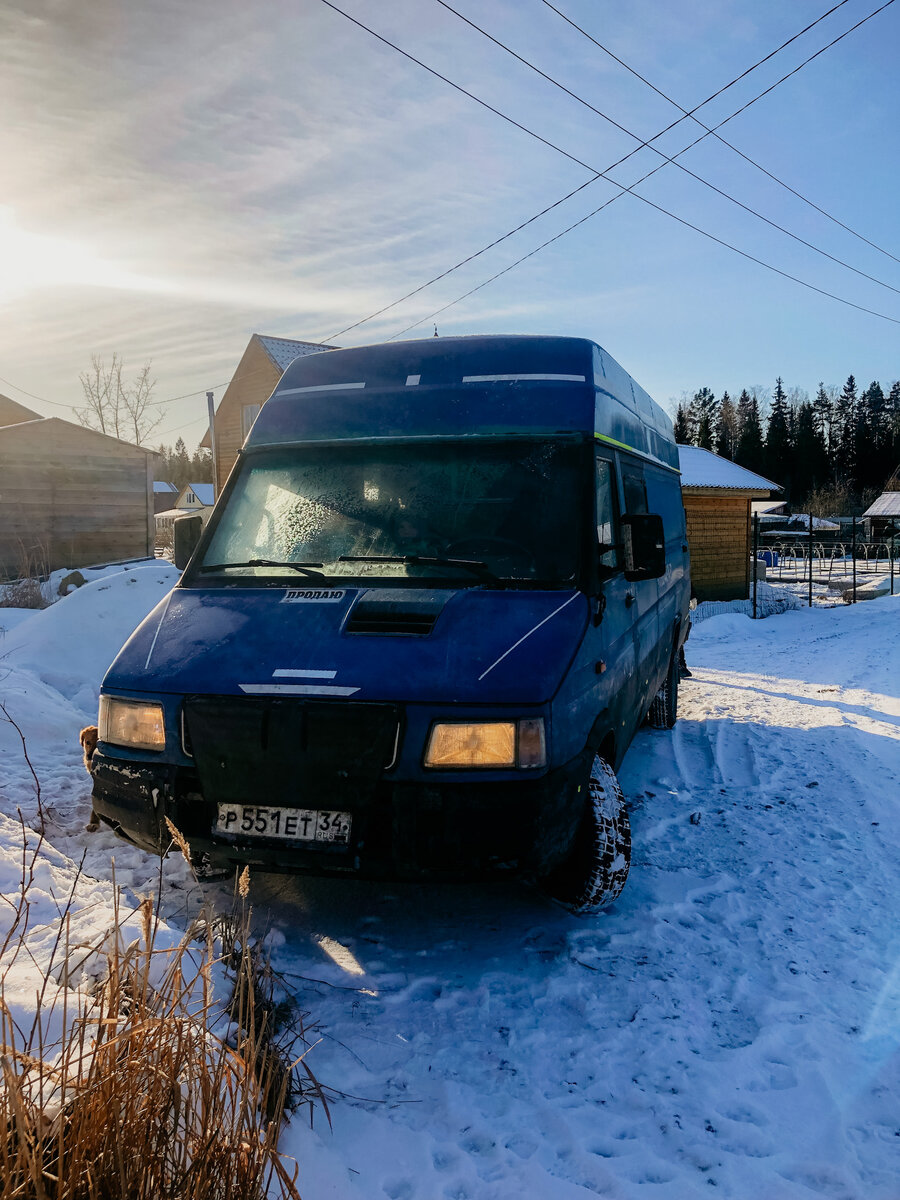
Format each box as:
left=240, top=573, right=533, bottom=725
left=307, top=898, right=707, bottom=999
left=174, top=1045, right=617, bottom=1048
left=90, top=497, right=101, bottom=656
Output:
left=242, top=404, right=262, bottom=439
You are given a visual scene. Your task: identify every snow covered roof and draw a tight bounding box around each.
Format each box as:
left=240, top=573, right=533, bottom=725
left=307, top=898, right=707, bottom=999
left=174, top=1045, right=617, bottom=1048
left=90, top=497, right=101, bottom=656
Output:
left=751, top=500, right=787, bottom=516
left=257, top=335, right=336, bottom=370
left=759, top=513, right=840, bottom=531
left=677, top=445, right=779, bottom=493
left=862, top=492, right=900, bottom=518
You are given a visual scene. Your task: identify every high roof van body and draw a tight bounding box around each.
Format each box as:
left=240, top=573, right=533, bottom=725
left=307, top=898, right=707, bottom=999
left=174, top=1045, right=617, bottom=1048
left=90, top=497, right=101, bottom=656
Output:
left=92, top=335, right=689, bottom=910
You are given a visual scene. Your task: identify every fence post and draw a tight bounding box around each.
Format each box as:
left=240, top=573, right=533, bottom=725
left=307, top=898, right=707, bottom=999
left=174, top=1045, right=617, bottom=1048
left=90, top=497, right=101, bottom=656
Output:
left=808, top=512, right=814, bottom=608
left=752, top=513, right=760, bottom=619
left=851, top=517, right=857, bottom=603
left=892, top=527, right=895, bottom=596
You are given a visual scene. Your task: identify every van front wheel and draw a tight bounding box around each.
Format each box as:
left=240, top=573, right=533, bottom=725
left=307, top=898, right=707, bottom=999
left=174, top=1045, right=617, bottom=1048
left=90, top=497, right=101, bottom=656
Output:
left=543, top=756, right=631, bottom=913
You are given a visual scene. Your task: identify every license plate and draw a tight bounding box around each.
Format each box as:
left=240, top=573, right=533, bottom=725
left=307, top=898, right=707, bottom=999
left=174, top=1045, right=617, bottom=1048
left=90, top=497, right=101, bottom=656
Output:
left=216, top=804, right=352, bottom=845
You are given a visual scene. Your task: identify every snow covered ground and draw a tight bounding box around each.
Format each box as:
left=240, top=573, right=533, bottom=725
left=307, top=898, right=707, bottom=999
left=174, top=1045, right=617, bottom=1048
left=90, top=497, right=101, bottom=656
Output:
left=2, top=569, right=899, bottom=1198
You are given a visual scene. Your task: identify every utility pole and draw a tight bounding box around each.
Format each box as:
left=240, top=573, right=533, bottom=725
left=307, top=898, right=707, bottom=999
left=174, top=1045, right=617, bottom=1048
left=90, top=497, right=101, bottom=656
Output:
left=206, top=391, right=218, bottom=501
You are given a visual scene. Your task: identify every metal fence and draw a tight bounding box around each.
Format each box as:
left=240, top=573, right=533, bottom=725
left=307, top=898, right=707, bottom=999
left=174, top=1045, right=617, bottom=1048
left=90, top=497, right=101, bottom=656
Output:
left=751, top=515, right=898, bottom=616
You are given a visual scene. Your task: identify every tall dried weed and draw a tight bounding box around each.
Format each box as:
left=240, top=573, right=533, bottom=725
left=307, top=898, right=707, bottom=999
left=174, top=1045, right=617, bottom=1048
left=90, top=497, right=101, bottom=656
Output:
left=0, top=828, right=310, bottom=1199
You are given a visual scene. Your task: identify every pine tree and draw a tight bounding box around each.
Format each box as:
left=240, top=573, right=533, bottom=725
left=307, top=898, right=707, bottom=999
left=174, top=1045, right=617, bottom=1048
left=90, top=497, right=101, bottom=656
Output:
left=735, top=390, right=765, bottom=474
left=689, top=387, right=718, bottom=450
left=170, top=437, right=191, bottom=489
left=835, top=374, right=858, bottom=486
left=716, top=392, right=738, bottom=460
left=765, top=377, right=792, bottom=493
left=812, top=383, right=836, bottom=476
left=888, top=381, right=900, bottom=480
left=673, top=404, right=691, bottom=444
left=792, top=401, right=827, bottom=503
left=860, top=381, right=890, bottom=490
left=190, top=448, right=213, bottom=482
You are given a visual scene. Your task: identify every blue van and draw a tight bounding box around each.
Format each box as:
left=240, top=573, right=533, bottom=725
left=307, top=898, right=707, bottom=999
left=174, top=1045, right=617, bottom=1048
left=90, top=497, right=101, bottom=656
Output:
left=92, top=335, right=689, bottom=911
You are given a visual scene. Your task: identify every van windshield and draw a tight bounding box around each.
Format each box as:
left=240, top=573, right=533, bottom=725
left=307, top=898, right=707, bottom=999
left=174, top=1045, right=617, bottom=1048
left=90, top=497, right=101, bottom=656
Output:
left=197, top=440, right=584, bottom=585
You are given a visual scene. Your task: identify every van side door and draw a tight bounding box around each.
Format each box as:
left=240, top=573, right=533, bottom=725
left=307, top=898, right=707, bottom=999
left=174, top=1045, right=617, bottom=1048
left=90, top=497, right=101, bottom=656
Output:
left=619, top=460, right=662, bottom=714
left=644, top=462, right=689, bottom=667
left=589, top=454, right=639, bottom=749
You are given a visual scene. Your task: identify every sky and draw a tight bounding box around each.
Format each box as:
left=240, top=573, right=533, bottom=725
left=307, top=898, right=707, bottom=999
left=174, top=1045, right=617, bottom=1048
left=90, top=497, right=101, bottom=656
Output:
left=1, top=0, right=898, bottom=451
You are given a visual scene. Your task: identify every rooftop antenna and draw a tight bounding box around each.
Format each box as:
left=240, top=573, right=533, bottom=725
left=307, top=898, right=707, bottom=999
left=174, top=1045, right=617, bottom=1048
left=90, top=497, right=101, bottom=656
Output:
left=433, top=325, right=439, bottom=337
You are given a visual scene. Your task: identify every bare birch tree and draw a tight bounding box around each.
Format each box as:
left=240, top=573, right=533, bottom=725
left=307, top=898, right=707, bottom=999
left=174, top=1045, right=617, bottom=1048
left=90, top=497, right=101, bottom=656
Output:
left=75, top=353, right=161, bottom=445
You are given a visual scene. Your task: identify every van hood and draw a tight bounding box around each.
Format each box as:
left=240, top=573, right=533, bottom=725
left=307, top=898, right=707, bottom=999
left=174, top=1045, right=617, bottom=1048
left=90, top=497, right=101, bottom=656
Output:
left=104, top=585, right=588, bottom=706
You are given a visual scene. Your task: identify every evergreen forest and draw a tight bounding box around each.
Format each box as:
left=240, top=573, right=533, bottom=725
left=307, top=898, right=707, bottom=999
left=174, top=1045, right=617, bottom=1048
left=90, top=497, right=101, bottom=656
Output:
left=154, top=437, right=213, bottom=489
left=673, top=376, right=900, bottom=513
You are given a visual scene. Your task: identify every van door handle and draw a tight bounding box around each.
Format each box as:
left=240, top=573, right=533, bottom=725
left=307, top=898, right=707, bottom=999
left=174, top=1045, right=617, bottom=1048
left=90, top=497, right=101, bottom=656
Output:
left=625, top=592, right=635, bottom=608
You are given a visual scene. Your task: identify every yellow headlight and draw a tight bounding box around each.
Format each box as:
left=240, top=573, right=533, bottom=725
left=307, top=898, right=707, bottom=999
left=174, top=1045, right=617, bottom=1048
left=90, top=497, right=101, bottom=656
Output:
left=425, top=722, right=516, bottom=768
left=99, top=696, right=166, bottom=751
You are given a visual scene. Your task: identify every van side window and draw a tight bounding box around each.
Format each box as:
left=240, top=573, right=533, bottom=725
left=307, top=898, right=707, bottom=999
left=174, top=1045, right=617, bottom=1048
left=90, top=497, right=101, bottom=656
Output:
left=595, top=458, right=621, bottom=574
left=644, top=464, right=685, bottom=540
left=622, top=467, right=648, bottom=515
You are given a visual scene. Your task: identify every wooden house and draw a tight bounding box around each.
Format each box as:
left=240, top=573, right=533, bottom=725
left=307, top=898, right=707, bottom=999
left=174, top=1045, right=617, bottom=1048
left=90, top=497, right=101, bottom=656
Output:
left=0, top=415, right=159, bottom=580
left=153, top=481, right=178, bottom=514
left=201, top=334, right=336, bottom=494
left=678, top=446, right=780, bottom=602
left=154, top=483, right=216, bottom=548
left=862, top=491, right=900, bottom=541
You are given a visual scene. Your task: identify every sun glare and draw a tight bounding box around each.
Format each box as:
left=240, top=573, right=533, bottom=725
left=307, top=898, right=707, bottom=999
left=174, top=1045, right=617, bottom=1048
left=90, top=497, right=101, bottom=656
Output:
left=0, top=207, right=167, bottom=302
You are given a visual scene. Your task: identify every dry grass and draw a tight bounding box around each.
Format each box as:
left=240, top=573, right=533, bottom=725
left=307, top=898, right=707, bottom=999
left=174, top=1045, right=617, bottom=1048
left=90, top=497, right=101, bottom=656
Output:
left=0, top=542, right=50, bottom=609
left=0, top=836, right=312, bottom=1199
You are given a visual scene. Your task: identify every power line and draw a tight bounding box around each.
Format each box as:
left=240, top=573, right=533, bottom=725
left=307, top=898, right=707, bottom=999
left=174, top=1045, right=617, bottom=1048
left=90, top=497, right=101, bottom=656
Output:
left=315, top=0, right=899, bottom=339
left=317, top=0, right=869, bottom=341
left=540, top=0, right=900, bottom=268
left=388, top=172, right=900, bottom=341
left=433, top=0, right=900, bottom=297
left=0, top=374, right=76, bottom=410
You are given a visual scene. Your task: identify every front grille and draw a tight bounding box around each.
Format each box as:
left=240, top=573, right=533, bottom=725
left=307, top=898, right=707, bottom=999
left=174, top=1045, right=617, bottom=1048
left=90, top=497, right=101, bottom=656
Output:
left=182, top=697, right=400, bottom=807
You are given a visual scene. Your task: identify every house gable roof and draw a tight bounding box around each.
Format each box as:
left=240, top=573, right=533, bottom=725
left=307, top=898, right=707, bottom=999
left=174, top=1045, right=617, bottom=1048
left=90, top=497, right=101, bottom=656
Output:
left=176, top=482, right=214, bottom=506
left=0, top=394, right=42, bottom=427
left=200, top=334, right=338, bottom=449
left=257, top=335, right=337, bottom=370
left=0, top=416, right=159, bottom=455
left=678, top=445, right=779, bottom=494
left=862, top=492, right=900, bottom=519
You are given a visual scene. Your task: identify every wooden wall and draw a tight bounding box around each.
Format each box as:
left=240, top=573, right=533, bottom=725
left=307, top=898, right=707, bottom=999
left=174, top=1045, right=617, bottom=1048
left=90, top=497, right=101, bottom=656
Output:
left=683, top=491, right=752, bottom=602
left=0, top=421, right=155, bottom=579
left=210, top=340, right=281, bottom=493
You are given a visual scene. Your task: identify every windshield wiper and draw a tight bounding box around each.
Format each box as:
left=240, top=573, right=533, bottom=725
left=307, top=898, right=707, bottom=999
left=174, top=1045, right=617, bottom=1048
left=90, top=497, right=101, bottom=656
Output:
left=338, top=554, right=497, bottom=581
left=199, top=559, right=325, bottom=579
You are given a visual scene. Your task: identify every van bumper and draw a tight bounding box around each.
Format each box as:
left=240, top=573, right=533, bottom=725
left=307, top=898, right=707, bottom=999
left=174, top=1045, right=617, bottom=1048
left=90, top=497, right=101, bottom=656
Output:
left=90, top=751, right=588, bottom=880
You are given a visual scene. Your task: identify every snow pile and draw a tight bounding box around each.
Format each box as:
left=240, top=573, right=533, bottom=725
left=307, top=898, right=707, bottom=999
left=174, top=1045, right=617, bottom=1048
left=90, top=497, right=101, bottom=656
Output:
left=692, top=580, right=803, bottom=624
left=0, top=562, right=187, bottom=898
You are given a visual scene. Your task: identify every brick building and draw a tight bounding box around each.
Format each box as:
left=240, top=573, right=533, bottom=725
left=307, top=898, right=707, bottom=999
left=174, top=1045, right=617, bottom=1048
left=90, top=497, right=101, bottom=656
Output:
left=678, top=446, right=780, bottom=602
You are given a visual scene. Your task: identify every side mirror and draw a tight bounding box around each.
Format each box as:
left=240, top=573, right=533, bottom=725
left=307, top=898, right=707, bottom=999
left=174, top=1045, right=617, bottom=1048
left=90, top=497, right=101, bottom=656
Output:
left=622, top=513, right=666, bottom=581
left=173, top=514, right=203, bottom=570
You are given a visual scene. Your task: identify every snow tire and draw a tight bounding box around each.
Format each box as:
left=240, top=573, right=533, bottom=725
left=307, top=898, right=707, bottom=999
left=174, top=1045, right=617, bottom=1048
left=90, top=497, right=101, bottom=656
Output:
left=543, top=755, right=631, bottom=913
left=648, top=645, right=679, bottom=730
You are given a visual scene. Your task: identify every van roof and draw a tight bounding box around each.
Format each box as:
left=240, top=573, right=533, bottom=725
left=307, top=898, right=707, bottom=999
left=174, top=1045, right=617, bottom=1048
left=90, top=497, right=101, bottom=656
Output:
left=246, top=335, right=677, bottom=469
